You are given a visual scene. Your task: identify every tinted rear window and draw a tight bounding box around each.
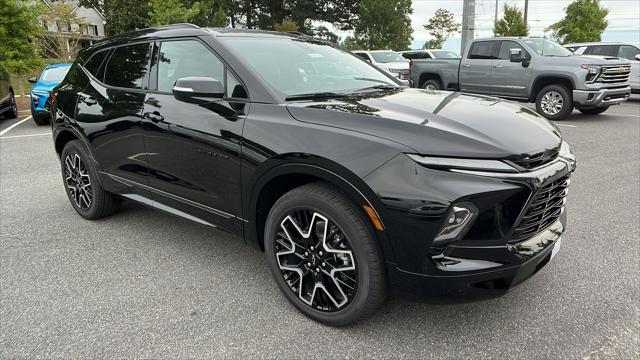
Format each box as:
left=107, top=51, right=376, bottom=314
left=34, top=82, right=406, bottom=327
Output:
left=104, top=43, right=152, bottom=89
left=468, top=42, right=497, bottom=59
left=84, top=50, right=109, bottom=78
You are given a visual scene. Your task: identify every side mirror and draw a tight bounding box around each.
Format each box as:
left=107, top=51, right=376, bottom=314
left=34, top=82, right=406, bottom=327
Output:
left=509, top=48, right=523, bottom=62
left=635, top=54, right=640, bottom=61
left=172, top=77, right=224, bottom=103
left=28, top=76, right=37, bottom=84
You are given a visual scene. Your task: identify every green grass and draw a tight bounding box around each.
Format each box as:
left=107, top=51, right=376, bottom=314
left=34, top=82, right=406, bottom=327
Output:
left=10, top=59, right=72, bottom=96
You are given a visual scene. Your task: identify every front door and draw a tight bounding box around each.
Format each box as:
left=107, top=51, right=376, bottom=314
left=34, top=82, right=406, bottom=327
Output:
left=460, top=41, right=498, bottom=94
left=142, top=39, right=248, bottom=235
left=490, top=40, right=532, bottom=98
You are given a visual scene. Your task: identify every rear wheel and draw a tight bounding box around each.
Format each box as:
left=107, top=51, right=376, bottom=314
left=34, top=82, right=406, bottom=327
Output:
left=578, top=106, right=609, bottom=115
left=32, top=112, right=50, bottom=125
left=264, top=182, right=386, bottom=326
left=61, top=140, right=120, bottom=219
left=535, top=84, right=573, bottom=120
left=422, top=79, right=441, bottom=91
left=5, top=92, right=18, bottom=119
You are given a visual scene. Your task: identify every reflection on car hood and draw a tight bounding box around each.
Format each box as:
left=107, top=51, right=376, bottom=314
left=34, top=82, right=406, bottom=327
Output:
left=32, top=81, right=59, bottom=92
left=286, top=88, right=562, bottom=159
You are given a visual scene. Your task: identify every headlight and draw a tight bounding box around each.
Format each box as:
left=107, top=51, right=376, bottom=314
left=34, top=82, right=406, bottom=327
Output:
left=406, top=154, right=518, bottom=173
left=581, top=64, right=600, bottom=82
left=31, top=90, right=48, bottom=96
left=433, top=202, right=478, bottom=243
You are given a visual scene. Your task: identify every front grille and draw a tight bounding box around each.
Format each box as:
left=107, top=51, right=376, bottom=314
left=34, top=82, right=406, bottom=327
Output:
left=595, top=65, right=631, bottom=84
left=509, top=147, right=560, bottom=170
left=391, top=69, right=410, bottom=80
left=509, top=175, right=570, bottom=243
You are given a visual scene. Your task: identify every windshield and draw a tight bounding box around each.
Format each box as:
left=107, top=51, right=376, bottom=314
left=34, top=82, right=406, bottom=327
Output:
left=370, top=51, right=407, bottom=63
left=41, top=66, right=70, bottom=82
left=430, top=50, right=460, bottom=58
left=523, top=39, right=572, bottom=57
left=223, top=38, right=399, bottom=97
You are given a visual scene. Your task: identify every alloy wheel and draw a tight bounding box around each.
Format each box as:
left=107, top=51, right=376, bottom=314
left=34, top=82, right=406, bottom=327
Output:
left=541, top=91, right=564, bottom=115
left=64, top=153, right=93, bottom=210
left=273, top=209, right=358, bottom=312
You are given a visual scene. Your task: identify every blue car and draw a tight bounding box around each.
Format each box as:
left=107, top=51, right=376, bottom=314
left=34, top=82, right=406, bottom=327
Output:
left=29, top=63, right=71, bottom=125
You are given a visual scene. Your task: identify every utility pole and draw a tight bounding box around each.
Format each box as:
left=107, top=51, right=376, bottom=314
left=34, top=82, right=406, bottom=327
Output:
left=461, top=0, right=476, bottom=55
left=524, top=0, right=529, bottom=24
left=494, top=0, right=499, bottom=35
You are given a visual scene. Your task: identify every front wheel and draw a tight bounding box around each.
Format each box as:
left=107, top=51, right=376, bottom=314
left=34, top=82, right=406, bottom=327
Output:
left=578, top=106, right=609, bottom=115
left=264, top=182, right=386, bottom=326
left=422, top=79, right=441, bottom=90
left=535, top=85, right=574, bottom=120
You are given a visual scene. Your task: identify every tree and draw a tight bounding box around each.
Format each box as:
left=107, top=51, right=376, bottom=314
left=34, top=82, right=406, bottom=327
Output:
left=147, top=0, right=201, bottom=26
left=274, top=18, right=299, bottom=32
left=0, top=0, right=43, bottom=74
left=341, top=36, right=363, bottom=50
left=40, top=1, right=90, bottom=59
left=103, top=0, right=150, bottom=36
left=353, top=0, right=413, bottom=50
left=312, top=25, right=339, bottom=44
left=423, top=9, right=459, bottom=49
left=547, top=0, right=608, bottom=44
left=494, top=4, right=529, bottom=37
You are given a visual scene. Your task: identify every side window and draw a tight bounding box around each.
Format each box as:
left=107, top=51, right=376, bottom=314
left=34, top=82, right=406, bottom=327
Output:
left=226, top=69, right=247, bottom=99
left=498, top=41, right=529, bottom=60
left=618, top=45, right=640, bottom=60
left=83, top=50, right=109, bottom=78
left=401, top=53, right=412, bottom=60
left=468, top=41, right=498, bottom=59
left=157, top=40, right=224, bottom=93
left=585, top=45, right=618, bottom=57
left=104, top=43, right=152, bottom=89
left=355, top=53, right=371, bottom=62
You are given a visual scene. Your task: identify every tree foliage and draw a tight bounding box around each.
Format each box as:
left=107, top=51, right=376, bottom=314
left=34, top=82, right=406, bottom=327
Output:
left=274, top=18, right=299, bottom=32
left=353, top=0, right=413, bottom=51
left=423, top=9, right=459, bottom=49
left=547, top=0, right=609, bottom=44
left=104, top=0, right=150, bottom=36
left=0, top=0, right=43, bottom=74
left=40, top=1, right=90, bottom=59
left=494, top=4, right=529, bottom=37
left=341, top=36, right=363, bottom=50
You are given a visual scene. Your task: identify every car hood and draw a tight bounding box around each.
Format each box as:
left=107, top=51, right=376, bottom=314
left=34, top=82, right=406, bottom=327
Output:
left=564, top=54, right=631, bottom=65
left=32, top=81, right=60, bottom=92
left=286, top=88, right=562, bottom=159
left=378, top=62, right=409, bottom=69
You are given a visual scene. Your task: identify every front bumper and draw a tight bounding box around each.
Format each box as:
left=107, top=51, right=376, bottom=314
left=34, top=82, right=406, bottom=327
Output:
left=573, top=86, right=630, bottom=108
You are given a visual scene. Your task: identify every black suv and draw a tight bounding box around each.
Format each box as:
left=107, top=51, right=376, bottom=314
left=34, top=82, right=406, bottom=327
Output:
left=0, top=63, right=18, bottom=119
left=51, top=24, right=576, bottom=325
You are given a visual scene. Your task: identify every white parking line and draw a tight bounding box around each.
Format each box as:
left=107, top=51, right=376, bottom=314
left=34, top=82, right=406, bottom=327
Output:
left=555, top=123, right=577, bottom=128
left=0, top=132, right=51, bottom=139
left=0, top=116, right=33, bottom=136
left=606, top=113, right=640, bottom=118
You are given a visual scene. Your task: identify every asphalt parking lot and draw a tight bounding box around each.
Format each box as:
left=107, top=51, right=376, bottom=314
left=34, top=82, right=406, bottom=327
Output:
left=1, top=98, right=639, bottom=359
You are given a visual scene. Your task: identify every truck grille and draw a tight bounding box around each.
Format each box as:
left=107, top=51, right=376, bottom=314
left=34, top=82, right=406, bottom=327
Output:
left=391, top=69, right=410, bottom=80
left=509, top=147, right=560, bottom=170
left=509, top=175, right=570, bottom=244
left=595, top=65, right=631, bottom=84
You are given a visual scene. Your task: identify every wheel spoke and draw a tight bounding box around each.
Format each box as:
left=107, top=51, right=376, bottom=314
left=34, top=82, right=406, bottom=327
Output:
left=64, top=152, right=93, bottom=210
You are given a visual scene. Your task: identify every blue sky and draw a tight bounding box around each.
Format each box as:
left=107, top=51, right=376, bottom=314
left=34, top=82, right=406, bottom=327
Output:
left=328, top=0, right=640, bottom=50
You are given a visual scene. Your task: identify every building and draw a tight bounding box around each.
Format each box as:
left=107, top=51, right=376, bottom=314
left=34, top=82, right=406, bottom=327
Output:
left=40, top=0, right=105, bottom=57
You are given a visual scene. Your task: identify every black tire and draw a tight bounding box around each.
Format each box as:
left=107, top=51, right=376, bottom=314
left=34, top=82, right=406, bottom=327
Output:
left=264, top=182, right=386, bottom=326
left=32, top=111, right=50, bottom=125
left=535, top=84, right=574, bottom=120
left=578, top=106, right=609, bottom=115
left=61, top=140, right=120, bottom=220
left=5, top=92, right=18, bottom=119
left=422, top=79, right=441, bottom=90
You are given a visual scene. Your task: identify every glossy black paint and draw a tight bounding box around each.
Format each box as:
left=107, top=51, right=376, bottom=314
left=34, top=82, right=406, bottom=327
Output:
left=51, top=25, right=574, bottom=297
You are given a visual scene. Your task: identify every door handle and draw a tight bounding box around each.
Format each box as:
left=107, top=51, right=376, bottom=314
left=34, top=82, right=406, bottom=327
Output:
left=143, top=111, right=164, bottom=123
left=462, top=64, right=471, bottom=67
left=80, top=96, right=97, bottom=105
left=493, top=64, right=503, bottom=68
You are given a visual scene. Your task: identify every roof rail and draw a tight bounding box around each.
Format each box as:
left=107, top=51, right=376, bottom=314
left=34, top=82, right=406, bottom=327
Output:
left=153, top=23, right=201, bottom=30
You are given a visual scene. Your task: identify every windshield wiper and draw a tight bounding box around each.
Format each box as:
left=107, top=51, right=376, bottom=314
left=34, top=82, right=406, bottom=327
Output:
left=285, top=91, right=349, bottom=101
left=353, top=77, right=399, bottom=85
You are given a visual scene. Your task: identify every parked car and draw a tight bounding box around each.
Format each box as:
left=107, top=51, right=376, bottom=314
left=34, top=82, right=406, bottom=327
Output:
left=0, top=63, right=18, bottom=119
left=400, top=49, right=460, bottom=60
left=29, top=63, right=72, bottom=125
left=352, top=50, right=410, bottom=82
left=51, top=25, right=576, bottom=326
left=410, top=37, right=632, bottom=120
left=565, top=42, right=640, bottom=93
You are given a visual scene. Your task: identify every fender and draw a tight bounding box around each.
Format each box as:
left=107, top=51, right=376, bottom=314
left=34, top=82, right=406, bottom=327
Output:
left=243, top=155, right=397, bottom=263
left=529, top=74, right=576, bottom=101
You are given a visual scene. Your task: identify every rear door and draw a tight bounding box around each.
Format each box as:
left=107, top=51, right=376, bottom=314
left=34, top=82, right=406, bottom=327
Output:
left=75, top=43, right=152, bottom=197
left=141, top=38, right=248, bottom=234
left=490, top=40, right=532, bottom=98
left=460, top=41, right=498, bottom=93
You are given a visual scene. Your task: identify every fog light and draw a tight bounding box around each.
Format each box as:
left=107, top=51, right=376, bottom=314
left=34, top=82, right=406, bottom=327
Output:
left=433, top=202, right=478, bottom=244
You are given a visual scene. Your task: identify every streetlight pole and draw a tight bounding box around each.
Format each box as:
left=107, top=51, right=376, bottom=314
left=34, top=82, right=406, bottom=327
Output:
left=524, top=0, right=529, bottom=24
left=461, top=0, right=476, bottom=55
left=494, top=0, right=499, bottom=35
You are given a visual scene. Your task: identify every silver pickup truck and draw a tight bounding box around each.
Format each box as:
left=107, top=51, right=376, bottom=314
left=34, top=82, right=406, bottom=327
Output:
left=410, top=37, right=632, bottom=120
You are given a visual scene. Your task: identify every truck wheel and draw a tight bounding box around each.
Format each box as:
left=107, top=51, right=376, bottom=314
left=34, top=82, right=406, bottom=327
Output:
left=422, top=79, right=441, bottom=91
left=535, top=85, right=573, bottom=120
left=578, top=106, right=609, bottom=115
